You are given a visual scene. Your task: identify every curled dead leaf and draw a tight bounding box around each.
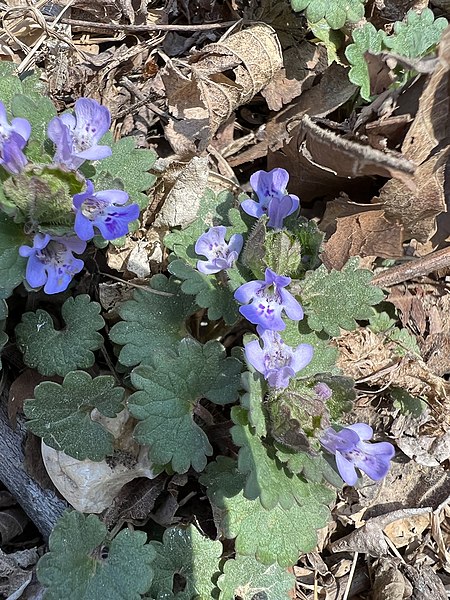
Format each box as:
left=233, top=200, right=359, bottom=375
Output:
left=161, top=23, right=283, bottom=154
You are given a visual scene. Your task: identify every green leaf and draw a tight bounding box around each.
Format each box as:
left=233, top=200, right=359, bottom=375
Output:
left=232, top=407, right=331, bottom=510
left=266, top=379, right=330, bottom=451
left=0, top=213, right=28, bottom=297
left=281, top=319, right=339, bottom=378
left=168, top=259, right=239, bottom=325
left=310, top=19, right=344, bottom=64
left=320, top=374, right=356, bottom=420
left=345, top=23, right=385, bottom=100
left=129, top=338, right=242, bottom=472
left=299, top=258, right=385, bottom=337
left=383, top=8, right=447, bottom=59
left=25, top=371, right=125, bottom=461
left=275, top=444, right=343, bottom=487
left=11, top=94, right=57, bottom=161
left=93, top=134, right=157, bottom=209
left=240, top=370, right=268, bottom=438
left=109, top=274, right=198, bottom=368
left=149, top=526, right=222, bottom=600
left=200, top=458, right=334, bottom=567
left=218, top=555, right=295, bottom=600
left=369, top=311, right=420, bottom=355
left=16, top=295, right=104, bottom=377
left=164, top=189, right=236, bottom=266
left=37, top=511, right=154, bottom=600
left=291, top=0, right=365, bottom=29
left=391, top=387, right=426, bottom=417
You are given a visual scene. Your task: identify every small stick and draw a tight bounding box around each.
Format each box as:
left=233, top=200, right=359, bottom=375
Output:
left=44, top=16, right=241, bottom=33
left=342, top=551, right=359, bottom=600
left=372, top=246, right=450, bottom=287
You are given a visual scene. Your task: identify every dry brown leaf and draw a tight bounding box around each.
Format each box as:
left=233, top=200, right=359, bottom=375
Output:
left=229, top=63, right=356, bottom=168
left=260, top=42, right=328, bottom=111
left=153, top=156, right=209, bottom=228
left=269, top=115, right=415, bottom=202
left=322, top=210, right=404, bottom=270
left=162, top=23, right=282, bottom=155
left=374, top=27, right=450, bottom=242
left=372, top=557, right=411, bottom=600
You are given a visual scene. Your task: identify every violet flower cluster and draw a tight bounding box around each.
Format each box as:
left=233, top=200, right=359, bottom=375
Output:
left=240, top=168, right=299, bottom=229
left=235, top=268, right=312, bottom=389
left=194, top=171, right=311, bottom=390
left=0, top=98, right=139, bottom=295
left=320, top=424, right=395, bottom=485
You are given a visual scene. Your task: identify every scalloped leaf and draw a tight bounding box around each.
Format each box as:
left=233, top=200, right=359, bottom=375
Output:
left=129, top=338, right=242, bottom=473
left=200, top=457, right=334, bottom=567
left=281, top=319, right=339, bottom=377
left=299, top=258, right=385, bottom=337
left=345, top=23, right=385, bottom=100
left=149, top=526, right=222, bottom=600
left=218, top=555, right=295, bottom=600
left=383, top=8, right=447, bottom=58
left=164, top=189, right=236, bottom=266
left=93, top=134, right=157, bottom=209
left=0, top=214, right=27, bottom=298
left=11, top=93, right=57, bottom=161
left=25, top=371, right=125, bottom=461
left=240, top=370, right=268, bottom=439
left=109, top=274, right=198, bottom=368
left=232, top=407, right=331, bottom=510
left=37, top=511, right=154, bottom=600
left=275, top=444, right=344, bottom=487
left=266, top=379, right=331, bottom=451
left=291, top=0, right=365, bottom=29
left=168, top=259, right=239, bottom=325
left=16, top=295, right=104, bottom=377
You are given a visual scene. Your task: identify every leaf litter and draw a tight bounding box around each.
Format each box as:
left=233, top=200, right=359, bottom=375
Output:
left=2, top=0, right=450, bottom=598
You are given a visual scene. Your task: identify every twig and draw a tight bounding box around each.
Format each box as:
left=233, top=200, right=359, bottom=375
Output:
left=44, top=16, right=241, bottom=33
left=99, top=272, right=174, bottom=296
left=372, top=246, right=450, bottom=287
left=342, top=552, right=359, bottom=600
left=0, top=389, right=67, bottom=539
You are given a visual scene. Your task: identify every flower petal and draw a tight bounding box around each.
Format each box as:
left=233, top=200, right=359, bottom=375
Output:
left=25, top=254, right=47, bottom=289
left=266, top=366, right=295, bottom=389
left=196, top=260, right=221, bottom=275
left=11, top=117, right=31, bottom=142
left=240, top=198, right=265, bottom=218
left=234, top=280, right=263, bottom=304
left=74, top=213, right=96, bottom=241
left=291, top=343, right=314, bottom=372
left=74, top=98, right=111, bottom=141
left=336, top=452, right=358, bottom=485
left=75, top=145, right=112, bottom=161
left=94, top=189, right=129, bottom=206
left=278, top=288, right=304, bottom=320
left=346, top=423, right=373, bottom=440
left=244, top=339, right=266, bottom=373
left=228, top=233, right=244, bottom=255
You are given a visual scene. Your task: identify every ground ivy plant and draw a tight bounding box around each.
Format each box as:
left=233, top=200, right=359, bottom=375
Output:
left=0, top=67, right=396, bottom=600
left=289, top=0, right=447, bottom=102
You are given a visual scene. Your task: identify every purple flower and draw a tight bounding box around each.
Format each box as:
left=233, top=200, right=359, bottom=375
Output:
left=73, top=180, right=139, bottom=241
left=314, top=382, right=332, bottom=400
left=245, top=330, right=313, bottom=389
left=320, top=424, right=395, bottom=486
left=47, top=98, right=112, bottom=170
left=19, top=233, right=86, bottom=295
left=0, top=101, right=31, bottom=174
left=195, top=226, right=243, bottom=275
left=234, top=267, right=303, bottom=333
left=240, top=168, right=299, bottom=229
